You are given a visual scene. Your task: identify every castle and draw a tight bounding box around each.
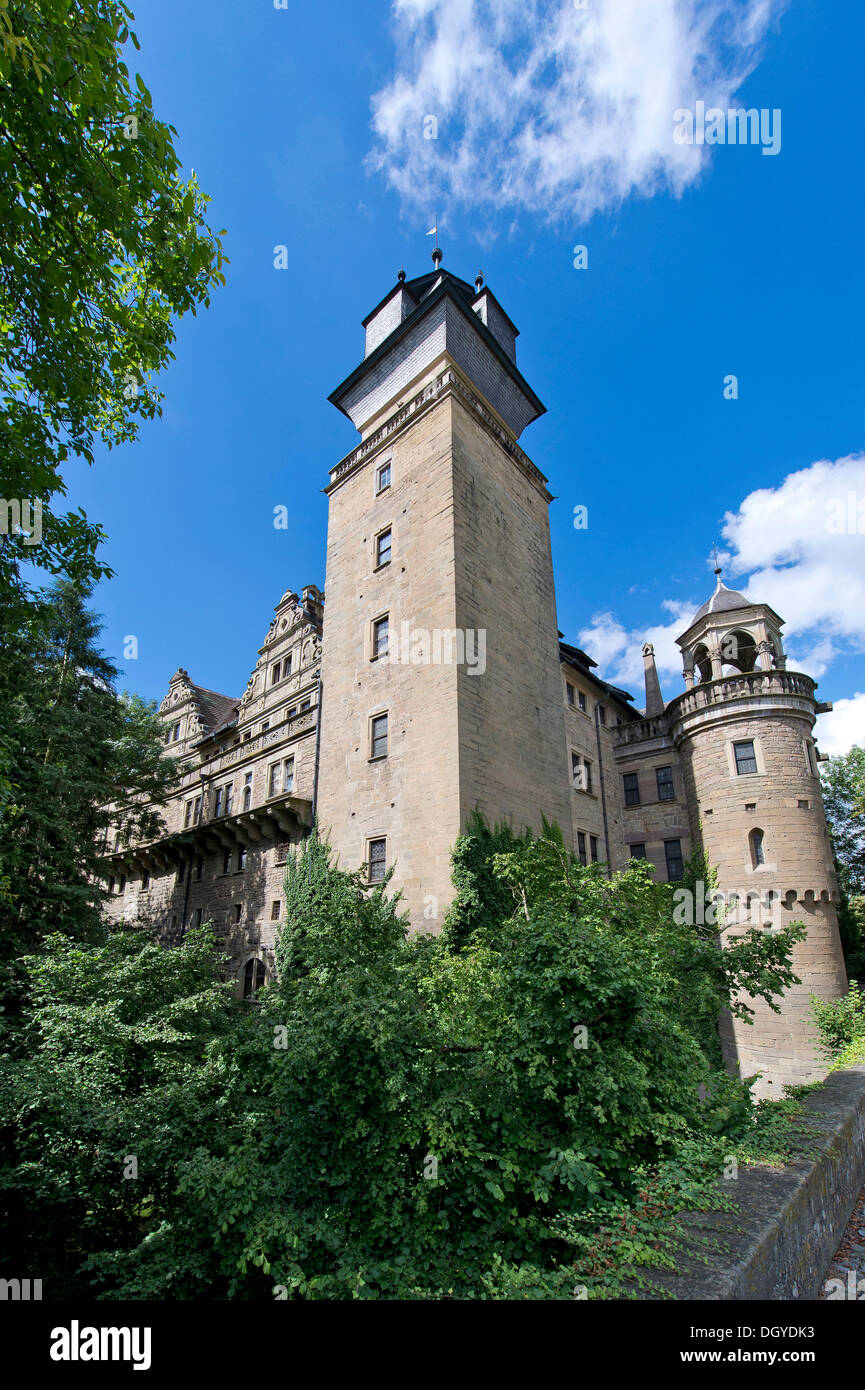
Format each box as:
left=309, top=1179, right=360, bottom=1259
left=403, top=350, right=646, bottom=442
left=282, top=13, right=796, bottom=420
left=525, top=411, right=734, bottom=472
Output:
left=103, top=254, right=848, bottom=1091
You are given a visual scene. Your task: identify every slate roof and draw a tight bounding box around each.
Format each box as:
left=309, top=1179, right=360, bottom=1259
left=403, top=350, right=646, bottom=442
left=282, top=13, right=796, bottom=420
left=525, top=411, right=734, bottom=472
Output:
left=691, top=579, right=752, bottom=623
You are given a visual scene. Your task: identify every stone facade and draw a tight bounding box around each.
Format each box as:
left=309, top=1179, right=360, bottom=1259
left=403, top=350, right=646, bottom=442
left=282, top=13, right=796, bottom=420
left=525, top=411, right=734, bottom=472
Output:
left=103, top=261, right=848, bottom=1088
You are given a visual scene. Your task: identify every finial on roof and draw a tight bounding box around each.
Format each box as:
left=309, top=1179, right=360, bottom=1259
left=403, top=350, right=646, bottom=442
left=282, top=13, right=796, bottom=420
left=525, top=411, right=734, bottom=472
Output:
left=426, top=216, right=442, bottom=267
left=397, top=267, right=406, bottom=283
left=711, top=543, right=722, bottom=578
left=475, top=271, right=485, bottom=292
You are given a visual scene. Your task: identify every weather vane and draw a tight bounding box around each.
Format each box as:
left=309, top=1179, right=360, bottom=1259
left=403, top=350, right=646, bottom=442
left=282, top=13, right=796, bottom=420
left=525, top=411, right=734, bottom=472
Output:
left=712, top=543, right=722, bottom=576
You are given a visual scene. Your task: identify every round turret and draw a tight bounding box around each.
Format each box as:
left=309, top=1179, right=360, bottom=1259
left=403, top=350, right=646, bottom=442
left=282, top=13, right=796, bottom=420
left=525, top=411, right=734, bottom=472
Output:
left=671, top=576, right=847, bottom=1092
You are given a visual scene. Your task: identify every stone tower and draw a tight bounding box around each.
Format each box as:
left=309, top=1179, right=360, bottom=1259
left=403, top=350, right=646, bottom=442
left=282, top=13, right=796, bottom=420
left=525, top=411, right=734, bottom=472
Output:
left=315, top=256, right=572, bottom=927
left=672, top=570, right=848, bottom=1091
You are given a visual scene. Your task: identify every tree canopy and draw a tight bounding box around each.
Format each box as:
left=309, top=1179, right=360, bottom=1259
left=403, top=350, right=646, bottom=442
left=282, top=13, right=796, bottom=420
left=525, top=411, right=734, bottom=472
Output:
left=0, top=0, right=227, bottom=595
left=0, top=821, right=808, bottom=1299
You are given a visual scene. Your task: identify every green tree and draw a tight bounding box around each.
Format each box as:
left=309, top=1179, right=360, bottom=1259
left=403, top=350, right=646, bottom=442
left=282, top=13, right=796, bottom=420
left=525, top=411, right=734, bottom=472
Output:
left=821, top=746, right=865, bottom=896
left=0, top=922, right=243, bottom=1297
left=0, top=823, right=807, bottom=1299
left=0, top=580, right=177, bottom=1016
left=0, top=0, right=227, bottom=597
left=820, top=746, right=865, bottom=972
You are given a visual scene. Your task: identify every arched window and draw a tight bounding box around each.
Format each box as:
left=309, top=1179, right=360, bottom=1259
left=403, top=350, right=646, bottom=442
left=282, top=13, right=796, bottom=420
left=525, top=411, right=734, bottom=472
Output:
left=243, top=957, right=266, bottom=999
left=693, top=644, right=712, bottom=684
left=750, top=828, right=765, bottom=868
left=242, top=785, right=251, bottom=812
left=720, top=629, right=758, bottom=675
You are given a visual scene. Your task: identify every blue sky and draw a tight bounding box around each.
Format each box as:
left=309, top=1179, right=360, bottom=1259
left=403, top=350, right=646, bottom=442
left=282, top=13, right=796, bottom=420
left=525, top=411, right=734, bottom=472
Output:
left=68, top=0, right=865, bottom=750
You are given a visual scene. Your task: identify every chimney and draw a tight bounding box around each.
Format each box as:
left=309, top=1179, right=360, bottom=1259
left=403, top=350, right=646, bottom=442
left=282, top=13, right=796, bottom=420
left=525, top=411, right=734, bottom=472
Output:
left=642, top=643, right=665, bottom=717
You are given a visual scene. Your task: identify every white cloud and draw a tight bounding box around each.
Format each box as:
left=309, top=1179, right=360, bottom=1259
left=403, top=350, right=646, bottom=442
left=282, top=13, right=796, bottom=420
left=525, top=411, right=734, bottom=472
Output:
left=578, top=454, right=865, bottom=703
left=579, top=600, right=695, bottom=692
left=369, top=0, right=784, bottom=222
left=720, top=453, right=865, bottom=650
left=816, top=693, right=865, bottom=758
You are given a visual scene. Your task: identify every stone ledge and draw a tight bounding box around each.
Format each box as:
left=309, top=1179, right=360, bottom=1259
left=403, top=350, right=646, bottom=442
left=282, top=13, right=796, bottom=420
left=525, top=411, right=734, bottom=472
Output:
left=643, top=1066, right=865, bottom=1300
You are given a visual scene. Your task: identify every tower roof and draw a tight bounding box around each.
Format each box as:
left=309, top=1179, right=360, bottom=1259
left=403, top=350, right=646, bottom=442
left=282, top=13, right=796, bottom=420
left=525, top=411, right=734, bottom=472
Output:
left=330, top=258, right=544, bottom=438
left=690, top=574, right=752, bottom=623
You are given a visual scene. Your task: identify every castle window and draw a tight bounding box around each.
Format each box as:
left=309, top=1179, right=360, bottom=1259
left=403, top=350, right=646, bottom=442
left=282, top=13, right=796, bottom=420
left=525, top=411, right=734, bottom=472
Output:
left=108, top=875, right=115, bottom=893
left=268, top=762, right=282, bottom=797
left=664, top=840, right=684, bottom=882
left=195, top=856, right=203, bottom=880
left=734, top=740, right=758, bottom=775
left=214, top=786, right=223, bottom=817
left=630, top=844, right=646, bottom=860
left=243, top=958, right=266, bottom=999
left=598, top=706, right=606, bottom=726
left=271, top=900, right=281, bottom=921
left=300, top=698, right=311, bottom=710
left=242, top=773, right=252, bottom=812
left=376, top=460, right=392, bottom=493
left=376, top=528, right=392, bottom=567
left=222, top=849, right=232, bottom=875
left=237, top=848, right=247, bottom=872
left=172, top=721, right=181, bottom=741
left=578, top=691, right=587, bottom=713
left=590, top=835, right=599, bottom=863
left=118, top=875, right=126, bottom=892
left=372, top=615, right=389, bottom=659
left=271, top=661, right=281, bottom=685
left=184, top=799, right=194, bottom=828
left=655, top=766, right=674, bottom=802
left=224, top=783, right=234, bottom=816
left=285, top=654, right=292, bottom=676
left=566, top=683, right=576, bottom=707
left=283, top=757, right=295, bottom=793
left=195, top=908, right=203, bottom=927
left=233, top=903, right=242, bottom=923
left=177, top=861, right=185, bottom=884
left=750, top=829, right=765, bottom=867
left=367, top=837, right=387, bottom=883
left=141, top=871, right=150, bottom=890
left=574, top=757, right=593, bottom=793
left=577, top=831, right=587, bottom=866
left=287, top=707, right=297, bottom=720
left=623, top=773, right=640, bottom=806
left=371, top=713, right=388, bottom=760
left=805, top=742, right=816, bottom=775
left=193, top=795, right=201, bottom=822
left=261, top=720, right=270, bottom=734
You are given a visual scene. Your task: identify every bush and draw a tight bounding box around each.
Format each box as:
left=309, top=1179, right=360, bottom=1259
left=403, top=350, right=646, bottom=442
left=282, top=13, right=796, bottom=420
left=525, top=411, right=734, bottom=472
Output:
left=810, top=982, right=865, bottom=1060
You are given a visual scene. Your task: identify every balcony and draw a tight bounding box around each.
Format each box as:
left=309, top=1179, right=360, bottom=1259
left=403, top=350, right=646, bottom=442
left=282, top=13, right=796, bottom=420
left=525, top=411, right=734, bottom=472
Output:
left=670, top=669, right=816, bottom=720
